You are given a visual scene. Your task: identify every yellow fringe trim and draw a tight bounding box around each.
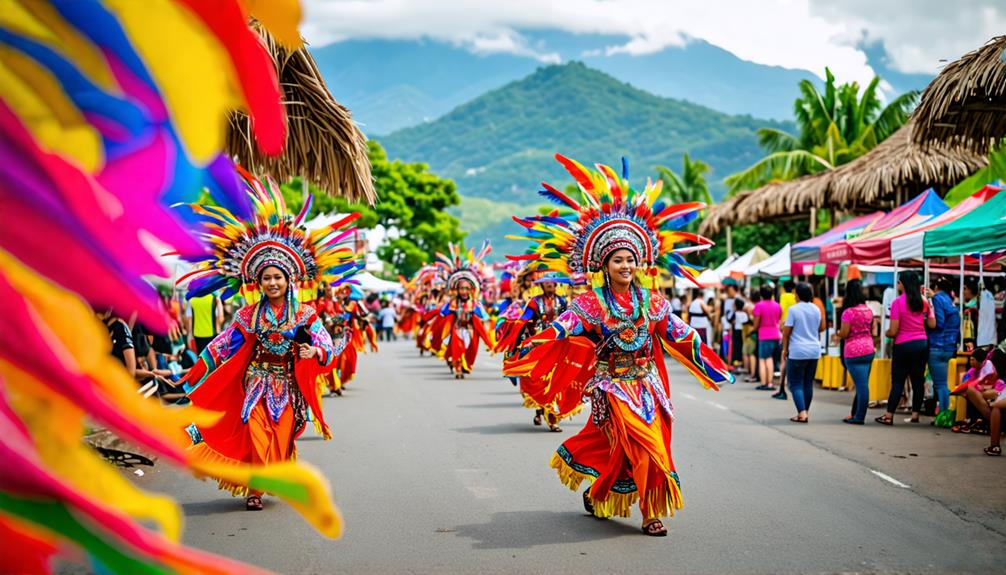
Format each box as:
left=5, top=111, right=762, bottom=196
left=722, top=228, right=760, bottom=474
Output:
left=640, top=480, right=683, bottom=520
left=549, top=452, right=682, bottom=519
left=550, top=451, right=591, bottom=492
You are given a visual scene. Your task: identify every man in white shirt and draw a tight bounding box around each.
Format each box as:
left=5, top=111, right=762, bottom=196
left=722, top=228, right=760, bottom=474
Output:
left=378, top=300, right=398, bottom=342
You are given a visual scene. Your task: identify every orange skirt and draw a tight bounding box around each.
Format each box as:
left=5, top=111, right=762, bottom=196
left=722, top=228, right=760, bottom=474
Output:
left=550, top=390, right=682, bottom=520
left=189, top=401, right=295, bottom=497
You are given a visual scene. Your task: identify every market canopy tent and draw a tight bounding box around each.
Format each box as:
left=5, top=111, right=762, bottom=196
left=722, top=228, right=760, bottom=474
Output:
left=355, top=272, right=403, bottom=294
left=925, top=190, right=1006, bottom=257
left=890, top=186, right=1003, bottom=260
left=746, top=244, right=790, bottom=278
left=717, top=247, right=769, bottom=280
left=819, top=190, right=948, bottom=263
left=694, top=254, right=738, bottom=287
left=790, top=212, right=882, bottom=276
left=845, top=186, right=994, bottom=265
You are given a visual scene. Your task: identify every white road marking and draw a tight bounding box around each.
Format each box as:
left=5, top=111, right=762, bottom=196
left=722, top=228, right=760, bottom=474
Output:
left=870, top=469, right=911, bottom=489
left=681, top=393, right=697, bottom=400
left=705, top=400, right=728, bottom=410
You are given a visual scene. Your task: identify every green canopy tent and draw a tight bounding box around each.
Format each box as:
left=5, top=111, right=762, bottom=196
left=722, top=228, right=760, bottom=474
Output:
left=924, top=190, right=1006, bottom=257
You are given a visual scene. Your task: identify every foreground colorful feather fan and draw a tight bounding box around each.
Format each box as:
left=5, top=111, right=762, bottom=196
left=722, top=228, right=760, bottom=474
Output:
left=0, top=1, right=345, bottom=573
left=508, top=154, right=712, bottom=288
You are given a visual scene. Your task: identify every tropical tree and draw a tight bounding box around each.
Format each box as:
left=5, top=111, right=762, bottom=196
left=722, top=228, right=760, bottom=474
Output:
left=279, top=141, right=465, bottom=278
left=725, top=68, right=918, bottom=192
left=656, top=154, right=713, bottom=205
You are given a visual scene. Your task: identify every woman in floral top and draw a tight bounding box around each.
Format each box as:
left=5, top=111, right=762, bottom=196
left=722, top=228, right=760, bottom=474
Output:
left=837, top=280, right=875, bottom=424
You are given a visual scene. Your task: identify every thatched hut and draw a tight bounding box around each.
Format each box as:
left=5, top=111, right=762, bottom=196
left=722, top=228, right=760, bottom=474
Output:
left=698, top=189, right=754, bottom=237
left=699, top=120, right=986, bottom=237
left=698, top=174, right=830, bottom=237
left=912, top=35, right=1006, bottom=153
left=829, top=120, right=986, bottom=208
left=228, top=23, right=375, bottom=203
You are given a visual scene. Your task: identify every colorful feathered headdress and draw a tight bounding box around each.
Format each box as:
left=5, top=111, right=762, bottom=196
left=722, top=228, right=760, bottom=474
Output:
left=509, top=154, right=712, bottom=289
left=176, top=169, right=364, bottom=303
left=434, top=241, right=492, bottom=294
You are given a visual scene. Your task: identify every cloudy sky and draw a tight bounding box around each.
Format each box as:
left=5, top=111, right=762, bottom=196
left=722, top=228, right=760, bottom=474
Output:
left=302, top=0, right=1004, bottom=86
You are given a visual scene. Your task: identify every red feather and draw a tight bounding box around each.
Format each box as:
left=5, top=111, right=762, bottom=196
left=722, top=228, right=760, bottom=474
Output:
left=555, top=154, right=595, bottom=191
left=177, top=0, right=286, bottom=154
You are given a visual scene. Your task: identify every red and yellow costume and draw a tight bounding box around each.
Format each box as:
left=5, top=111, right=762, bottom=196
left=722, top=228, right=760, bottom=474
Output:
left=176, top=173, right=362, bottom=500
left=427, top=242, right=496, bottom=377
left=331, top=290, right=376, bottom=389
left=430, top=296, right=495, bottom=376
left=504, top=154, right=732, bottom=525
left=182, top=301, right=344, bottom=494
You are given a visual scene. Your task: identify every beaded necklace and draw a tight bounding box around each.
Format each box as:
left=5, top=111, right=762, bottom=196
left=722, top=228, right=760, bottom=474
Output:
left=600, top=285, right=650, bottom=350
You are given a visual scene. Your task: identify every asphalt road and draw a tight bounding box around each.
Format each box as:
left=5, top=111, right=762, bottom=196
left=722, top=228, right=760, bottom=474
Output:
left=139, top=339, right=1006, bottom=574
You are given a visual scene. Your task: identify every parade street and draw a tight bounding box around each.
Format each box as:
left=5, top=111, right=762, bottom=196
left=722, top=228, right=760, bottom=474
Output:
left=134, top=340, right=1006, bottom=575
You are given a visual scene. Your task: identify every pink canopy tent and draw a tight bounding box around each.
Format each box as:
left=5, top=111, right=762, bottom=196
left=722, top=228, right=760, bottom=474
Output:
left=790, top=211, right=883, bottom=277
left=819, top=189, right=948, bottom=263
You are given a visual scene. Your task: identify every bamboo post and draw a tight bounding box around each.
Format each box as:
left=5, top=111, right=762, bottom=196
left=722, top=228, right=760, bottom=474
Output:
left=809, top=207, right=817, bottom=235
left=726, top=225, right=733, bottom=258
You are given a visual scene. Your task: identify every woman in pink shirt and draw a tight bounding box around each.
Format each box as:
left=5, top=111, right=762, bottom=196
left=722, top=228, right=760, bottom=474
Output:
left=876, top=271, right=935, bottom=425
left=752, top=285, right=783, bottom=392
left=837, top=280, right=875, bottom=424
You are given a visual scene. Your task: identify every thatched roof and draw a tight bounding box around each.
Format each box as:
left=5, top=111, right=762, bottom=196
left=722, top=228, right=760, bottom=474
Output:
left=912, top=35, right=1006, bottom=153
left=829, top=119, right=986, bottom=207
left=698, top=190, right=753, bottom=236
left=698, top=120, right=986, bottom=236
left=227, top=24, right=375, bottom=204
left=698, top=175, right=828, bottom=236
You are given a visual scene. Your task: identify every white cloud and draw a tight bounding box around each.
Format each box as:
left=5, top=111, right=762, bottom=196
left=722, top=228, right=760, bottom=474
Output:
left=303, top=0, right=1004, bottom=84
left=809, top=0, right=1006, bottom=74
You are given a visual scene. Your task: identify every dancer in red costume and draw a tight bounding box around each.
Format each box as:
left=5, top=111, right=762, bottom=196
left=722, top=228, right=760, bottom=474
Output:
left=331, top=285, right=377, bottom=391
left=504, top=155, right=732, bottom=535
left=428, top=243, right=496, bottom=379
left=496, top=272, right=573, bottom=431
left=175, top=175, right=362, bottom=511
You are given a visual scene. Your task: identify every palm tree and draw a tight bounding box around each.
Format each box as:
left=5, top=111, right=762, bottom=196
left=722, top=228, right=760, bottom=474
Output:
left=725, top=68, right=918, bottom=193
left=656, top=154, right=713, bottom=205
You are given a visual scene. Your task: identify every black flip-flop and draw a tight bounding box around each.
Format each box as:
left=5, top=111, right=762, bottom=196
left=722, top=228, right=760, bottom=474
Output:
left=874, top=415, right=894, bottom=426
left=789, top=416, right=808, bottom=424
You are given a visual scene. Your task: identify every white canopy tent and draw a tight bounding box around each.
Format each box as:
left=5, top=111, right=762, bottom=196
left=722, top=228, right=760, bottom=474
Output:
left=718, top=247, right=770, bottom=278
left=694, top=254, right=738, bottom=287
left=745, top=244, right=790, bottom=278
left=355, top=271, right=403, bottom=294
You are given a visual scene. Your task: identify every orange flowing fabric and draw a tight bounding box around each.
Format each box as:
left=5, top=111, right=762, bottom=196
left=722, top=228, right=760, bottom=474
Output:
left=182, top=304, right=337, bottom=496
left=506, top=289, right=732, bottom=521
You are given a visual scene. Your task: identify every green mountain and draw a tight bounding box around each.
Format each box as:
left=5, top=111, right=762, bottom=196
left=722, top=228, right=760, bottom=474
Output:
left=380, top=62, right=789, bottom=202
left=378, top=62, right=791, bottom=255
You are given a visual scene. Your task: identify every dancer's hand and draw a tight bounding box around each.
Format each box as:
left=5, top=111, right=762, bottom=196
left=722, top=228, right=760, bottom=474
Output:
left=299, top=344, right=319, bottom=359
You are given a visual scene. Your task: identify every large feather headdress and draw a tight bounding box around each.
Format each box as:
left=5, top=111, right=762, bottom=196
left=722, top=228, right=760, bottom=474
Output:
left=175, top=169, right=364, bottom=302
left=434, top=240, right=492, bottom=294
left=509, top=154, right=712, bottom=288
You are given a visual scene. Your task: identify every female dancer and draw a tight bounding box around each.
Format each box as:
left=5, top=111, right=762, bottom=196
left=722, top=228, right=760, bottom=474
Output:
left=176, top=175, right=362, bottom=510
left=429, top=243, right=495, bottom=378
left=505, top=155, right=732, bottom=536
left=497, top=272, right=573, bottom=431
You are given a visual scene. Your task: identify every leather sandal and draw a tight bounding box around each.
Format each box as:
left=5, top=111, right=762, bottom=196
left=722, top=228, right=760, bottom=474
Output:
left=642, top=519, right=668, bottom=536
left=245, top=495, right=263, bottom=511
